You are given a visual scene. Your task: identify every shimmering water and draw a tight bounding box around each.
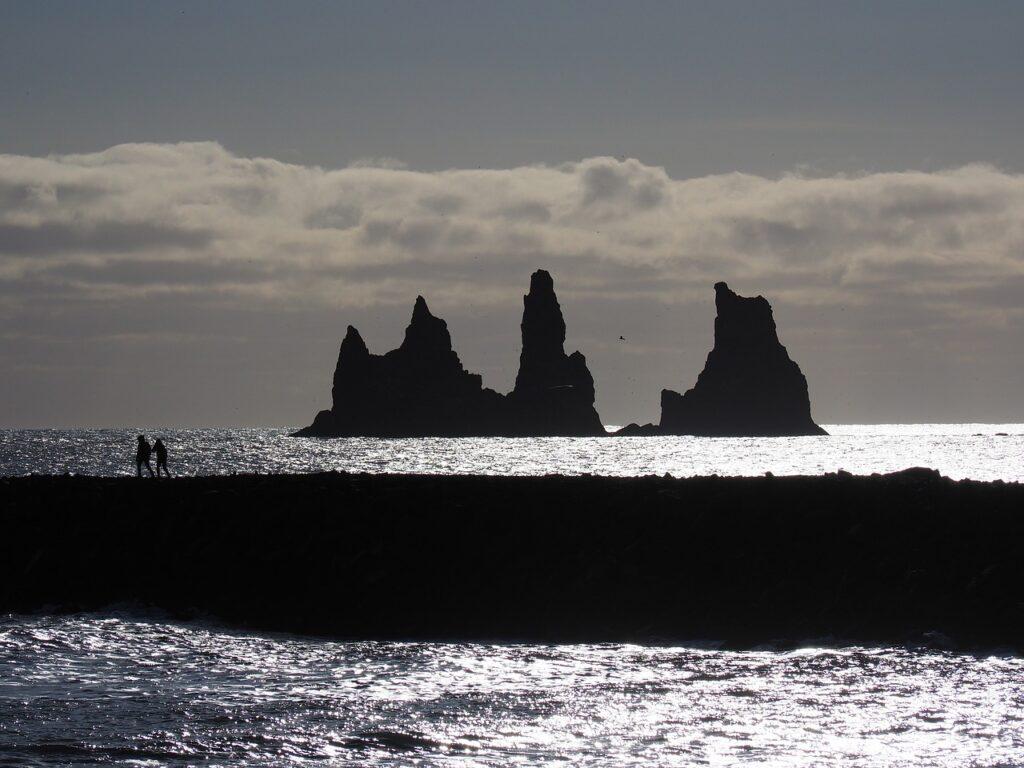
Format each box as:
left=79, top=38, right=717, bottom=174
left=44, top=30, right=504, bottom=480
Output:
left=1, top=424, right=1022, bottom=481
left=1, top=614, right=1021, bottom=767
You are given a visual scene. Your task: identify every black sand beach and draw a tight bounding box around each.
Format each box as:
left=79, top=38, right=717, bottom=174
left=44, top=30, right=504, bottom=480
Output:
left=2, top=470, right=1022, bottom=650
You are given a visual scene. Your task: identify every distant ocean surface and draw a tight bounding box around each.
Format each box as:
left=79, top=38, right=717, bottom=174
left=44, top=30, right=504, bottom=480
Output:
left=1, top=424, right=1022, bottom=481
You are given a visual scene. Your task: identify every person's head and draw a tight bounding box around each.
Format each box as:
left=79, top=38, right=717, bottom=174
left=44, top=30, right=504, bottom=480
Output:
left=138, top=435, right=145, bottom=442
left=155, top=438, right=163, bottom=446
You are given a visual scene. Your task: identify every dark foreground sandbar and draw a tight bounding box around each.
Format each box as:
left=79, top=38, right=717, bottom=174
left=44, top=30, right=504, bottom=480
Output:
left=2, top=470, right=1022, bottom=650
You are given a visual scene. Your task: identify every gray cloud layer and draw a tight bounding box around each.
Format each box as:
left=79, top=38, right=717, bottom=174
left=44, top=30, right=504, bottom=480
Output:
left=2, top=142, right=1023, bottom=427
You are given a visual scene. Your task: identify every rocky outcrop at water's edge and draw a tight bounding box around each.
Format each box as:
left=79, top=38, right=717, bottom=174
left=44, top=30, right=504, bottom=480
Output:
left=294, top=270, right=605, bottom=437
left=658, top=282, right=826, bottom=436
left=505, top=270, right=605, bottom=436
left=294, top=296, right=507, bottom=437
left=294, top=275, right=828, bottom=438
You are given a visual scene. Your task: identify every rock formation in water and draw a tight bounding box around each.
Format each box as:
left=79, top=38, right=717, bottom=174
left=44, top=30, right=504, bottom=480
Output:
left=613, top=422, right=661, bottom=437
left=658, top=282, right=826, bottom=436
left=294, top=270, right=605, bottom=437
left=506, top=270, right=606, bottom=436
left=294, top=296, right=506, bottom=437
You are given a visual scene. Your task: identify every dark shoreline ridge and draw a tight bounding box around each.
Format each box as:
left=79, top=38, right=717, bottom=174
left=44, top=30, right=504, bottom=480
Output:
left=3, top=470, right=1022, bottom=651
left=294, top=269, right=604, bottom=437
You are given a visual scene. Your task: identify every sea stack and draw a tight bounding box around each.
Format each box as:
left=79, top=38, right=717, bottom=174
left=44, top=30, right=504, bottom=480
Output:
left=294, top=271, right=606, bottom=437
left=659, top=282, right=826, bottom=436
left=506, top=270, right=606, bottom=436
left=293, top=296, right=505, bottom=437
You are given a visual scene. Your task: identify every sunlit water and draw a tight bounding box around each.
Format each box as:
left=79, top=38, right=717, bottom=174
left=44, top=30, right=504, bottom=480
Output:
left=1, top=424, right=1022, bottom=481
left=1, top=613, right=1021, bottom=767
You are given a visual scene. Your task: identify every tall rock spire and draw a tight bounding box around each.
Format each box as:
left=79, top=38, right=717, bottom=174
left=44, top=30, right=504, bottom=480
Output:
left=509, top=269, right=605, bottom=435
left=659, top=282, right=826, bottom=436
left=514, top=270, right=569, bottom=393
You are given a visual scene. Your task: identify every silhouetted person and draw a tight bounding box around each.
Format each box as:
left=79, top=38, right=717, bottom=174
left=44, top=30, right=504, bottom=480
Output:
left=154, top=438, right=170, bottom=477
left=136, top=435, right=154, bottom=478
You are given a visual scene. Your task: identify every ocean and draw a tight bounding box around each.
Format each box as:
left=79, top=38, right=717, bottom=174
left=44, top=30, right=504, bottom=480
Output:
left=3, top=425, right=1023, bottom=766
left=2, top=423, right=1023, bottom=481
left=1, top=613, right=1022, bottom=767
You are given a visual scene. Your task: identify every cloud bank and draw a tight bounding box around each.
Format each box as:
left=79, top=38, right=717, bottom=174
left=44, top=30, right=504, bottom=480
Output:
left=2, top=142, right=1024, bottom=426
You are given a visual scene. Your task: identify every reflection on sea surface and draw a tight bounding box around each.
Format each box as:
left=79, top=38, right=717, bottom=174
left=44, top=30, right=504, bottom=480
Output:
left=1, top=614, right=1022, bottom=767
left=1, top=424, right=1023, bottom=481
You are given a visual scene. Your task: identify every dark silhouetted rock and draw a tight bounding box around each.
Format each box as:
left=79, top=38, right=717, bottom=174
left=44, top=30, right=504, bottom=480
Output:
left=613, top=422, right=660, bottom=436
left=506, top=270, right=606, bottom=436
left=295, top=272, right=606, bottom=437
left=659, top=282, right=826, bottom=436
left=294, top=296, right=506, bottom=437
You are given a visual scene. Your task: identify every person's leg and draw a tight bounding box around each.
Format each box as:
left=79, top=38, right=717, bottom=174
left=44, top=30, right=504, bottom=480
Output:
left=137, top=460, right=142, bottom=477
left=145, top=459, right=154, bottom=477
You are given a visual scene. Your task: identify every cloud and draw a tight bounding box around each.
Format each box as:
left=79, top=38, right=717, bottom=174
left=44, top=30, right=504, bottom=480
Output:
left=46, top=258, right=276, bottom=288
left=580, top=158, right=669, bottom=211
left=497, top=200, right=551, bottom=223
left=3, top=142, right=1024, bottom=425
left=419, top=194, right=464, bottom=216
left=0, top=221, right=212, bottom=256
left=1, top=143, right=1021, bottom=314
left=305, top=203, right=361, bottom=230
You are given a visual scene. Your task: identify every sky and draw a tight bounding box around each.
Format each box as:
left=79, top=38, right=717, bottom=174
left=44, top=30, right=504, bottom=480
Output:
left=1, top=1, right=1023, bottom=427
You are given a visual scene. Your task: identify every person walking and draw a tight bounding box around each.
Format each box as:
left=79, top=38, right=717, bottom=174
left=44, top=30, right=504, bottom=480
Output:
left=154, top=438, right=170, bottom=477
left=136, top=435, right=154, bottom=477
